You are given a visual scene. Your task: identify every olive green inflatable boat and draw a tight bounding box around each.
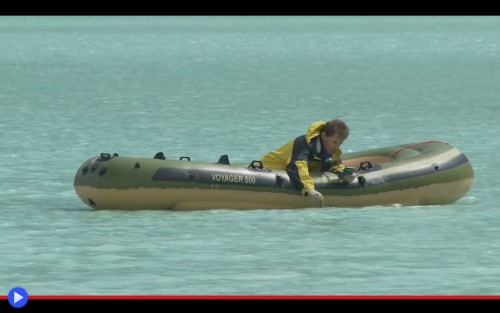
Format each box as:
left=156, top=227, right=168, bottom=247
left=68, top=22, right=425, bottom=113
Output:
left=73, top=141, right=474, bottom=210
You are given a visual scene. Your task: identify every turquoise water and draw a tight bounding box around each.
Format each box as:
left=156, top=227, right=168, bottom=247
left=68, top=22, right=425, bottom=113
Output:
left=1, top=16, right=499, bottom=295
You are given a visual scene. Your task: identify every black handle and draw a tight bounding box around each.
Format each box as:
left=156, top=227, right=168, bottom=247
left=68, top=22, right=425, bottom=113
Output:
left=358, top=161, right=373, bottom=171
left=248, top=160, right=264, bottom=169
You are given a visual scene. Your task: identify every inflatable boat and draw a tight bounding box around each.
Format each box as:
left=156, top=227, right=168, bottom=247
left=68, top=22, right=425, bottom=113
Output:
left=73, top=141, right=474, bottom=210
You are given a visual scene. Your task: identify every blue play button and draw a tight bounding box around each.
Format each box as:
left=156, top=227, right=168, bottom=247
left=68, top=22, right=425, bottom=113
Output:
left=8, top=287, right=29, bottom=308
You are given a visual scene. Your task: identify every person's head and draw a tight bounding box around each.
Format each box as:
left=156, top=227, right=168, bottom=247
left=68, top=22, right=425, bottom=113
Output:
left=320, top=119, right=349, bottom=154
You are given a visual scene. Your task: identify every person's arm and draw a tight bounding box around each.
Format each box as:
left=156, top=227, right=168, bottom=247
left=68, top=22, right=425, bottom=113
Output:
left=286, top=135, right=315, bottom=195
left=328, top=150, right=346, bottom=173
left=284, top=136, right=324, bottom=207
left=328, top=151, right=356, bottom=182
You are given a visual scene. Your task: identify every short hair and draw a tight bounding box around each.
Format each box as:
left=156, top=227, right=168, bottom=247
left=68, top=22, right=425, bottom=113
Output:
left=322, top=119, right=349, bottom=140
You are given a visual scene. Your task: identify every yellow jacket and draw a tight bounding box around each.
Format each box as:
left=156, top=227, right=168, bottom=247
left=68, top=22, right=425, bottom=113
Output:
left=261, top=121, right=345, bottom=195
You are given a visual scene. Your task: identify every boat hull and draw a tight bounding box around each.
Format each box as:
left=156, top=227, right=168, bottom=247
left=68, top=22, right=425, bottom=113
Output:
left=73, top=141, right=474, bottom=210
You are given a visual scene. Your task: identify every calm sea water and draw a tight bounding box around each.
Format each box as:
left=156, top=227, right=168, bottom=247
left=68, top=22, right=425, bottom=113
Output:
left=1, top=16, right=499, bottom=295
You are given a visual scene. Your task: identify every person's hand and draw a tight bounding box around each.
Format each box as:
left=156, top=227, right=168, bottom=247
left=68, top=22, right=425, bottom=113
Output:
left=306, top=190, right=324, bottom=208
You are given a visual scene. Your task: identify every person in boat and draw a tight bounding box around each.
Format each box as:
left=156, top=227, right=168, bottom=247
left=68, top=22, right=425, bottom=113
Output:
left=260, top=119, right=355, bottom=208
